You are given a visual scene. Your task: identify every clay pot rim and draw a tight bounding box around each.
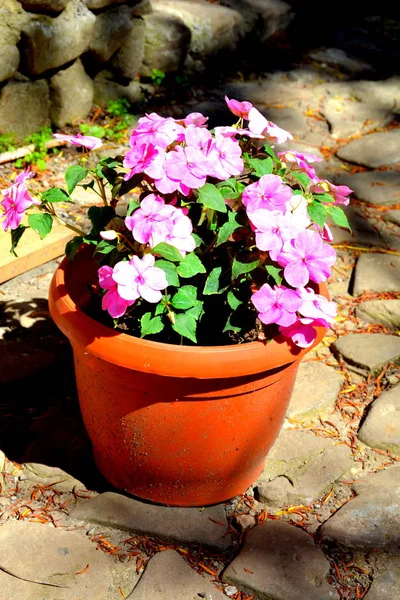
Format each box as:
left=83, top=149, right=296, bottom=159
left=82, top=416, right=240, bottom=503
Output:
left=49, top=255, right=329, bottom=379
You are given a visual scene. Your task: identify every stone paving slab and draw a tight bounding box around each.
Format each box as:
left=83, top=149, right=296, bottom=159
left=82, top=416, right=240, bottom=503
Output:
left=286, top=361, right=344, bottom=419
left=384, top=210, right=400, bottom=227
left=70, top=492, right=232, bottom=551
left=355, top=300, right=400, bottom=329
left=0, top=340, right=56, bottom=385
left=0, top=521, right=137, bottom=600
left=357, top=384, right=400, bottom=453
left=223, top=521, right=336, bottom=600
left=318, top=465, right=400, bottom=549
left=333, top=170, right=400, bottom=206
left=364, top=565, right=400, bottom=600
left=129, top=549, right=225, bottom=599
left=352, top=254, right=400, bottom=296
left=322, top=97, right=391, bottom=139
left=337, top=130, right=400, bottom=168
left=332, top=333, right=400, bottom=375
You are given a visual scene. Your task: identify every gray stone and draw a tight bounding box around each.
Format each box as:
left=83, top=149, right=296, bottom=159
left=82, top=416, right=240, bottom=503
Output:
left=110, top=17, right=146, bottom=79
left=152, top=0, right=243, bottom=59
left=364, top=567, right=400, bottom=600
left=93, top=71, right=144, bottom=106
left=21, top=1, right=96, bottom=76
left=309, top=48, right=374, bottom=75
left=287, top=361, right=344, bottom=419
left=263, top=105, right=309, bottom=137
left=266, top=429, right=334, bottom=463
left=358, top=384, right=400, bottom=454
left=140, top=11, right=191, bottom=77
left=356, top=300, right=400, bottom=329
left=220, top=0, right=293, bottom=43
left=0, top=0, right=30, bottom=83
left=322, top=97, right=391, bottom=139
left=131, top=0, right=152, bottom=16
left=19, top=0, right=70, bottom=12
left=0, top=340, right=55, bottom=384
left=334, top=171, right=400, bottom=206
left=258, top=444, right=353, bottom=507
left=223, top=521, right=335, bottom=600
left=50, top=59, right=94, bottom=127
left=234, top=514, right=256, bottom=532
left=332, top=334, right=400, bottom=376
left=0, top=76, right=50, bottom=140
left=129, top=550, right=225, bottom=600
left=84, top=0, right=128, bottom=9
left=0, top=521, right=117, bottom=599
left=384, top=210, right=400, bottom=226
left=0, top=44, right=20, bottom=83
left=337, top=130, right=400, bottom=168
left=89, top=5, right=133, bottom=64
left=318, top=466, right=400, bottom=549
left=70, top=491, right=232, bottom=551
left=22, top=463, right=87, bottom=493
left=352, top=76, right=400, bottom=115
left=353, top=253, right=400, bottom=296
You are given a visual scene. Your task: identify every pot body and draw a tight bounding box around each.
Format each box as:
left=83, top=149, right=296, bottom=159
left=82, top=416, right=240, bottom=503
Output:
left=49, top=253, right=328, bottom=506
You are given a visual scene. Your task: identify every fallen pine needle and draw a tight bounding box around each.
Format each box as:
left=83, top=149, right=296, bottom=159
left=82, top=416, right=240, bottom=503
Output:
left=76, top=564, right=89, bottom=575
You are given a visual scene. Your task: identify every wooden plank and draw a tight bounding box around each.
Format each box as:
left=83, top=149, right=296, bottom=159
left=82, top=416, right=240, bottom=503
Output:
left=0, top=223, right=74, bottom=284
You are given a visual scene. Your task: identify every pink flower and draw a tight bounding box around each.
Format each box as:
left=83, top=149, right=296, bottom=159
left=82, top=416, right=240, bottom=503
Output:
left=278, top=150, right=322, bottom=182
left=1, top=176, right=39, bottom=231
left=248, top=107, right=293, bottom=144
left=123, top=143, right=159, bottom=181
left=243, top=174, right=293, bottom=214
left=153, top=208, right=195, bottom=256
left=124, top=194, right=175, bottom=245
left=164, top=146, right=208, bottom=190
left=313, top=181, right=352, bottom=206
left=279, top=317, right=324, bottom=348
left=130, top=113, right=184, bottom=149
left=278, top=230, right=336, bottom=287
left=297, top=287, right=337, bottom=322
left=113, top=254, right=168, bottom=303
left=98, top=265, right=134, bottom=318
left=176, top=112, right=208, bottom=127
left=52, top=133, right=103, bottom=150
left=224, top=96, right=253, bottom=119
left=251, top=283, right=303, bottom=327
left=100, top=230, right=118, bottom=240
left=144, top=150, right=191, bottom=196
left=249, top=209, right=300, bottom=260
left=15, top=167, right=35, bottom=184
left=207, top=135, right=244, bottom=180
left=184, top=126, right=213, bottom=154
left=214, top=126, right=263, bottom=140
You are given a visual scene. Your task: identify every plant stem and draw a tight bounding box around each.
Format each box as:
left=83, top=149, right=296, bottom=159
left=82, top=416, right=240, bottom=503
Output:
left=95, top=175, right=108, bottom=206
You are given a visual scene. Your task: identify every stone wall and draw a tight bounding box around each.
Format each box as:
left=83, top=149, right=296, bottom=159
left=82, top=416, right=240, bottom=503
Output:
left=0, top=0, right=293, bottom=139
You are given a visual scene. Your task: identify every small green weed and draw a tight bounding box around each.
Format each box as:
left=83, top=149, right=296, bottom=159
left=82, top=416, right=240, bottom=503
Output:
left=15, top=126, right=53, bottom=170
left=0, top=133, right=18, bottom=154
left=150, top=68, right=166, bottom=86
left=80, top=99, right=135, bottom=143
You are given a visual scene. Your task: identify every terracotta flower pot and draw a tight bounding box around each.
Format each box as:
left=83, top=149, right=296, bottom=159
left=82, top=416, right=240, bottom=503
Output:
left=49, top=252, right=328, bottom=506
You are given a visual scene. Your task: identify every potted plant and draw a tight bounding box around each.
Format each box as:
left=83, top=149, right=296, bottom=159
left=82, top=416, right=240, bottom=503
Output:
left=1, top=98, right=351, bottom=506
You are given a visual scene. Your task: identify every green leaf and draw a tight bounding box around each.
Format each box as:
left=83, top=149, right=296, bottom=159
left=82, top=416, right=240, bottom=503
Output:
left=198, top=183, right=227, bottom=213
left=186, top=300, right=204, bottom=321
left=307, top=202, right=327, bottom=228
left=171, top=285, right=197, bottom=310
left=28, top=213, right=53, bottom=239
left=203, top=267, right=228, bottom=295
left=192, top=233, right=202, bottom=248
left=216, top=178, right=244, bottom=200
left=222, top=314, right=241, bottom=334
left=94, top=239, right=116, bottom=255
left=313, top=193, right=336, bottom=204
left=176, top=253, right=206, bottom=278
left=140, top=313, right=164, bottom=337
left=155, top=301, right=167, bottom=316
left=247, top=156, right=273, bottom=177
left=172, top=312, right=197, bottom=343
left=216, top=211, right=241, bottom=246
left=10, top=225, right=28, bottom=256
left=65, top=165, right=88, bottom=195
left=127, top=199, right=140, bottom=216
left=156, top=260, right=179, bottom=286
left=87, top=206, right=115, bottom=234
left=326, top=205, right=351, bottom=230
left=152, top=242, right=183, bottom=262
left=79, top=123, right=105, bottom=138
left=266, top=265, right=283, bottom=286
left=263, top=144, right=279, bottom=161
left=232, top=258, right=259, bottom=280
left=227, top=290, right=242, bottom=310
left=291, top=171, right=311, bottom=188
left=41, top=187, right=72, bottom=203
left=65, top=236, right=83, bottom=260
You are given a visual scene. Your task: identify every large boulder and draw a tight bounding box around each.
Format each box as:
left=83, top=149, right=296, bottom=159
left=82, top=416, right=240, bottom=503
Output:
left=110, top=17, right=146, bottom=79
left=0, top=78, right=50, bottom=139
left=152, top=0, right=243, bottom=61
left=88, top=5, right=133, bottom=63
left=50, top=59, right=94, bottom=127
left=20, top=0, right=96, bottom=76
left=93, top=70, right=144, bottom=106
left=0, top=0, right=30, bottom=83
left=84, top=0, right=128, bottom=9
left=140, top=12, right=191, bottom=76
left=220, top=0, right=293, bottom=43
left=18, top=0, right=70, bottom=13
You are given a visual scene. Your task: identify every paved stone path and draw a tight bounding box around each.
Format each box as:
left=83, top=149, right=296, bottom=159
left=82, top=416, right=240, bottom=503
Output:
left=1, top=38, right=400, bottom=600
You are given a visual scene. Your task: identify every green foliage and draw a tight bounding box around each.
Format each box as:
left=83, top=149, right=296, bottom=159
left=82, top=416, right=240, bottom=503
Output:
left=28, top=213, right=53, bottom=239
left=0, top=133, right=18, bottom=154
left=14, top=126, right=53, bottom=170
left=150, top=68, right=166, bottom=86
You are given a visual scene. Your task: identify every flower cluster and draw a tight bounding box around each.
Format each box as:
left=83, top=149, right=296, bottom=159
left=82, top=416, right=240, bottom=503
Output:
left=1, top=95, right=352, bottom=347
